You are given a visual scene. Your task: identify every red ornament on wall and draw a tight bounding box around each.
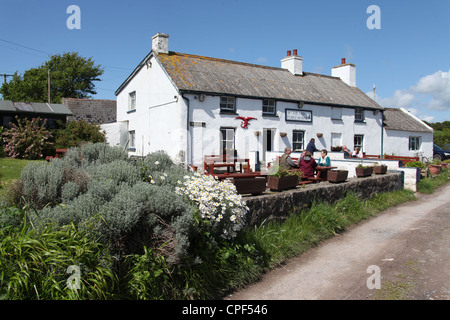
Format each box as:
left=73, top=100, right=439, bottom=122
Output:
left=235, top=116, right=257, bottom=129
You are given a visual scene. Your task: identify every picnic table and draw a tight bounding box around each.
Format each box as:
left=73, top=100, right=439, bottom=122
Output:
left=203, top=155, right=250, bottom=174
left=205, top=171, right=268, bottom=181
left=314, top=166, right=337, bottom=181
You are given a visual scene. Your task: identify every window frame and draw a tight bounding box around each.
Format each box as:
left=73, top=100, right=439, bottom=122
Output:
left=409, top=136, right=421, bottom=151
left=355, top=108, right=365, bottom=122
left=292, top=130, right=305, bottom=152
left=354, top=134, right=364, bottom=150
left=262, top=99, right=276, bottom=115
left=220, top=127, right=236, bottom=155
left=128, top=91, right=136, bottom=112
left=128, top=130, right=136, bottom=150
left=220, top=96, right=236, bottom=113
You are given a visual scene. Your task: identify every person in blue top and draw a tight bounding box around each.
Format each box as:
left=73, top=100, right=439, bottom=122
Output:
left=317, top=149, right=331, bottom=166
left=306, top=138, right=319, bottom=155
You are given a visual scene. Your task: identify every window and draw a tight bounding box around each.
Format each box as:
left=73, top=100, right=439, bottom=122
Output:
left=128, top=91, right=136, bottom=111
left=262, top=99, right=276, bottom=115
left=292, top=130, right=304, bottom=152
left=331, top=107, right=342, bottom=120
left=220, top=96, right=236, bottom=113
left=354, top=135, right=364, bottom=150
left=128, top=130, right=136, bottom=150
left=220, top=127, right=235, bottom=155
left=409, top=136, right=421, bottom=151
left=355, top=108, right=364, bottom=122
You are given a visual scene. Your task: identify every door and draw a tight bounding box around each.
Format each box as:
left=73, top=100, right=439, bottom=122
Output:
left=262, top=128, right=275, bottom=161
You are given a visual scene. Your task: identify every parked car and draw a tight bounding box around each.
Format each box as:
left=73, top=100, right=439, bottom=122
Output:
left=433, top=144, right=450, bottom=161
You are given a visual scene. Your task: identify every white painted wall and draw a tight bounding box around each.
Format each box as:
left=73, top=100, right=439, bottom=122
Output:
left=383, top=129, right=433, bottom=160
left=116, top=55, right=186, bottom=161
left=185, top=94, right=384, bottom=167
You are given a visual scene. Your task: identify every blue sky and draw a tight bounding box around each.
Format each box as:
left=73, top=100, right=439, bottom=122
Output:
left=1, top=0, right=449, bottom=122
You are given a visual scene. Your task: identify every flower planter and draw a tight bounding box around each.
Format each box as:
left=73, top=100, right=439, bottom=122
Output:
left=373, top=165, right=387, bottom=174
left=327, top=170, right=348, bottom=183
left=428, top=164, right=441, bottom=175
left=232, top=177, right=267, bottom=195
left=355, top=166, right=373, bottom=177
left=267, top=175, right=299, bottom=191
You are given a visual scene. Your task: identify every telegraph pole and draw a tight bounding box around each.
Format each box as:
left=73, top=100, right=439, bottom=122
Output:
left=48, top=69, right=51, bottom=103
left=0, top=74, right=13, bottom=84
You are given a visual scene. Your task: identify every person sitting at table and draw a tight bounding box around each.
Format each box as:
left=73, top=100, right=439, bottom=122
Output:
left=317, top=149, right=331, bottom=166
left=352, top=147, right=363, bottom=158
left=342, top=145, right=352, bottom=159
left=298, top=151, right=317, bottom=179
left=279, top=147, right=299, bottom=170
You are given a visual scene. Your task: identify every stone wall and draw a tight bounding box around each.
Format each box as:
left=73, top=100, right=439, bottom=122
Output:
left=244, top=172, right=404, bottom=226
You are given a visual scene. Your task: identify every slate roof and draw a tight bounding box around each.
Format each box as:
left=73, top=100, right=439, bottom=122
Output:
left=116, top=51, right=383, bottom=110
left=0, top=100, right=72, bottom=115
left=383, top=108, right=433, bottom=133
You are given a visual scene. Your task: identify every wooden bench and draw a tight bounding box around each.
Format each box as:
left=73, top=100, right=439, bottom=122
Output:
left=45, top=148, right=68, bottom=161
left=384, top=155, right=419, bottom=165
left=363, top=154, right=381, bottom=159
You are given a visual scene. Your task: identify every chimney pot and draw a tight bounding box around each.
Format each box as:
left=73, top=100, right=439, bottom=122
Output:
left=287, top=50, right=291, bottom=57
left=293, top=49, right=298, bottom=56
left=341, top=58, right=346, bottom=64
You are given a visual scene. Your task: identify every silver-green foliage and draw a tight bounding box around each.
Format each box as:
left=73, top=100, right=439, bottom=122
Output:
left=22, top=144, right=195, bottom=262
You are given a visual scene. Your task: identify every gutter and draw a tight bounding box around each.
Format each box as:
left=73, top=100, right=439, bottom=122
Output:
left=182, top=94, right=191, bottom=168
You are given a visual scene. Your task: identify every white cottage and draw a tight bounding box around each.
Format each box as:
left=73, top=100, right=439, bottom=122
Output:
left=110, top=33, right=385, bottom=168
left=383, top=107, right=434, bottom=160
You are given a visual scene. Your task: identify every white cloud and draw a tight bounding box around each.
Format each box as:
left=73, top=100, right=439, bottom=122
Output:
left=411, top=70, right=450, bottom=111
left=368, top=69, right=450, bottom=122
left=379, top=89, right=415, bottom=108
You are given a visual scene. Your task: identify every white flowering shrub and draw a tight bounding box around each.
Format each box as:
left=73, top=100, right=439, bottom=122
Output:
left=175, top=172, right=248, bottom=240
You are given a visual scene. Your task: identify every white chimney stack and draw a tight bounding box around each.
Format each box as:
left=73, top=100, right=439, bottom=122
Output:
left=332, top=58, right=356, bottom=87
left=281, top=49, right=303, bottom=76
left=152, top=33, right=169, bottom=54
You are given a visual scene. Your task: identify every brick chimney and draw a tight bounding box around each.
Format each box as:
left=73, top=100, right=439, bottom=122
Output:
left=152, top=33, right=169, bottom=54
left=281, top=49, right=303, bottom=76
left=331, top=58, right=356, bottom=87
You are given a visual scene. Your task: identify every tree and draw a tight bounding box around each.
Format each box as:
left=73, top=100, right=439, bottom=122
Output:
left=0, top=52, right=103, bottom=103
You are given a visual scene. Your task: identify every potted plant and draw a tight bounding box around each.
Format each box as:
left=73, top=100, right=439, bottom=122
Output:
left=428, top=158, right=442, bottom=175
left=373, top=162, right=387, bottom=174
left=355, top=164, right=373, bottom=177
left=327, top=170, right=348, bottom=183
left=267, top=167, right=302, bottom=191
left=232, top=177, right=267, bottom=195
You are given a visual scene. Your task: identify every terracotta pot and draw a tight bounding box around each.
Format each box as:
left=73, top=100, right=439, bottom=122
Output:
left=428, top=164, right=441, bottom=175
left=373, top=165, right=387, bottom=174
left=267, top=175, right=299, bottom=191
left=327, top=170, right=348, bottom=183
left=355, top=166, right=373, bottom=177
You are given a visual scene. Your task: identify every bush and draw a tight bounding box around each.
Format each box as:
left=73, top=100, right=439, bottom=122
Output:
left=18, top=158, right=90, bottom=209
left=53, top=120, right=106, bottom=149
left=2, top=116, right=53, bottom=160
left=406, top=161, right=425, bottom=169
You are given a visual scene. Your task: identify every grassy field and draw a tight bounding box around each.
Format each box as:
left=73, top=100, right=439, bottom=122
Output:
left=0, top=158, right=42, bottom=181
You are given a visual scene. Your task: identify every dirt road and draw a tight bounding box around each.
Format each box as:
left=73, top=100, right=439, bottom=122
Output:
left=227, top=183, right=450, bottom=300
